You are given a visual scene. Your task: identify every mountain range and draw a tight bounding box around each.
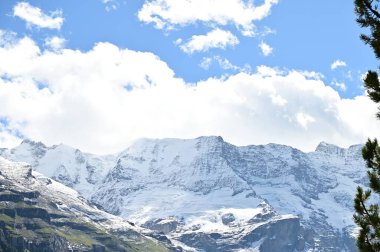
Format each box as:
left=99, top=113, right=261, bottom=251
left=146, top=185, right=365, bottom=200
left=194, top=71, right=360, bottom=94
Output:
left=0, top=136, right=366, bottom=251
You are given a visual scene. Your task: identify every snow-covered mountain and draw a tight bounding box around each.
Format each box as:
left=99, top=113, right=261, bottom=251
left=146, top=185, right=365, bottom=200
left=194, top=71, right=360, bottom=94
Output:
left=0, top=139, right=115, bottom=198
left=0, top=157, right=178, bottom=251
left=0, top=137, right=366, bottom=251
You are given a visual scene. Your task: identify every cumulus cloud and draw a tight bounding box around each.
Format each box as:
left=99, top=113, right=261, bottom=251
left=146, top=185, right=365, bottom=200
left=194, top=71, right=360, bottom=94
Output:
left=199, top=56, right=250, bottom=72
left=199, top=57, right=213, bottom=70
left=296, top=112, right=315, bottom=129
left=259, top=41, right=273, bottom=56
left=0, top=124, right=22, bottom=149
left=44, top=36, right=66, bottom=51
left=331, top=59, right=347, bottom=70
left=179, top=29, right=239, bottom=54
left=0, top=35, right=378, bottom=154
left=332, top=81, right=347, bottom=91
left=13, top=2, right=64, bottom=30
left=138, top=0, right=278, bottom=36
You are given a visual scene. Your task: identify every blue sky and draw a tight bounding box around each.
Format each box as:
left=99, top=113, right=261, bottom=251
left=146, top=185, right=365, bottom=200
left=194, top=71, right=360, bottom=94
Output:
left=0, top=0, right=379, bottom=153
left=0, top=0, right=376, bottom=96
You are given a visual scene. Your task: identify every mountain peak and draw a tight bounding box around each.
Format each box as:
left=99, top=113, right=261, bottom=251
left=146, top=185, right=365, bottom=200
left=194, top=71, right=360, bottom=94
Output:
left=196, top=135, right=224, bottom=142
left=315, top=141, right=344, bottom=154
left=20, top=139, right=47, bottom=148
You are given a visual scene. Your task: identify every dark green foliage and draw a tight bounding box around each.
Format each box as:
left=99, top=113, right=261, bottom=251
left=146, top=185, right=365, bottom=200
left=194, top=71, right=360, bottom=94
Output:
left=355, top=1, right=380, bottom=251
left=355, top=0, right=380, bottom=59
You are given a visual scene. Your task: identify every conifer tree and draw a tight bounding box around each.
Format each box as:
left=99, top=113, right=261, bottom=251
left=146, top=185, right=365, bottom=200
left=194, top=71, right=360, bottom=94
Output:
left=354, top=0, right=380, bottom=251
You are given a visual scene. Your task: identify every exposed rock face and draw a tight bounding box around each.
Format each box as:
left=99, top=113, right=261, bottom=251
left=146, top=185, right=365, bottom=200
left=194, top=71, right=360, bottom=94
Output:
left=0, top=158, right=176, bottom=252
left=245, top=217, right=302, bottom=252
left=0, top=227, right=69, bottom=252
left=143, top=217, right=182, bottom=234
left=176, top=215, right=302, bottom=252
left=221, top=213, right=235, bottom=225
left=0, top=137, right=366, bottom=251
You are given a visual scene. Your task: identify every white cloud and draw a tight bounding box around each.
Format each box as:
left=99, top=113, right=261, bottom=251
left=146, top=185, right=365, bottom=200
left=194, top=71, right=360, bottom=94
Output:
left=0, top=123, right=22, bottom=149
left=256, top=65, right=279, bottom=76
left=259, top=41, right=273, bottom=56
left=138, top=0, right=279, bottom=36
left=297, top=70, right=324, bottom=80
left=270, top=94, right=287, bottom=107
left=179, top=29, right=239, bottom=54
left=331, top=59, right=347, bottom=70
left=214, top=56, right=241, bottom=71
left=0, top=30, right=17, bottom=46
left=199, top=57, right=212, bottom=70
left=332, top=81, right=347, bottom=91
left=102, top=0, right=119, bottom=12
left=44, top=36, right=66, bottom=51
left=214, top=56, right=251, bottom=72
left=257, top=26, right=276, bottom=37
left=0, top=35, right=379, bottom=154
left=296, top=112, right=315, bottom=129
left=199, top=56, right=251, bottom=72
left=174, top=38, right=183, bottom=45
left=13, top=2, right=64, bottom=30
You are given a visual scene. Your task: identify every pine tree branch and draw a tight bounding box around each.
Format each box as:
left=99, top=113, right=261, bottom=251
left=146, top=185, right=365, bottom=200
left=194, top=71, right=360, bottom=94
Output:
left=360, top=196, right=372, bottom=221
left=358, top=192, right=380, bottom=240
left=363, top=0, right=380, bottom=20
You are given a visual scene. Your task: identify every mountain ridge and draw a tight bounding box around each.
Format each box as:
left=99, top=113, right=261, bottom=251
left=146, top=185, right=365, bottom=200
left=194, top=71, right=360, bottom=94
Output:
left=0, top=136, right=366, bottom=251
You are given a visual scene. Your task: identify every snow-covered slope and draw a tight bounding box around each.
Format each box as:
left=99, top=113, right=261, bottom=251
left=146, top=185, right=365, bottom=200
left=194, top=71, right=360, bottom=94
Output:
left=0, top=139, right=115, bottom=198
left=1, top=137, right=365, bottom=251
left=0, top=157, right=177, bottom=251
